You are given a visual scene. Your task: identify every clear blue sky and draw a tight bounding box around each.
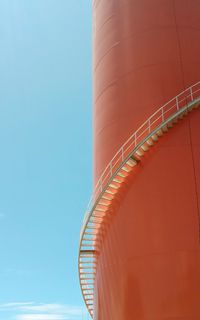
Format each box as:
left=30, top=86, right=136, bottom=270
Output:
left=0, top=1, right=92, bottom=319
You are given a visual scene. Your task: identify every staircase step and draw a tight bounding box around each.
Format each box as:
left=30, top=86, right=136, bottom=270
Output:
left=156, top=129, right=163, bottom=136
left=93, top=210, right=106, bottom=218
left=82, top=235, right=96, bottom=240
left=85, top=296, right=94, bottom=300
left=146, top=138, right=154, bottom=146
left=95, top=204, right=108, bottom=212
left=84, top=230, right=98, bottom=235
left=86, top=300, right=94, bottom=304
left=81, top=245, right=96, bottom=251
left=118, top=170, right=127, bottom=178
left=83, top=290, right=94, bottom=294
left=167, top=121, right=173, bottom=128
left=113, top=175, right=124, bottom=183
left=90, top=216, right=103, bottom=223
left=88, top=306, right=94, bottom=310
left=79, top=263, right=96, bottom=271
left=126, top=158, right=137, bottom=167
left=85, top=225, right=99, bottom=231
left=162, top=125, right=168, bottom=132
left=102, top=192, right=114, bottom=200
left=135, top=148, right=144, bottom=157
left=99, top=199, right=111, bottom=206
left=141, top=143, right=149, bottom=151
left=121, top=164, right=132, bottom=172
left=105, top=187, right=117, bottom=195
left=109, top=182, right=120, bottom=189
left=82, top=285, right=94, bottom=290
left=151, top=133, right=158, bottom=141
left=80, top=273, right=95, bottom=280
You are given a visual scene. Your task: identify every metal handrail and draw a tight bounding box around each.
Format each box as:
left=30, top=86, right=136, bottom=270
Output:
left=79, top=81, right=200, bottom=317
left=81, top=81, right=200, bottom=236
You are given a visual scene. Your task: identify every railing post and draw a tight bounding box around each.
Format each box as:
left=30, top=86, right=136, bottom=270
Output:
left=99, top=177, right=103, bottom=192
left=134, top=133, right=137, bottom=147
left=135, top=132, right=137, bottom=146
left=190, top=87, right=194, bottom=102
left=161, top=107, right=164, bottom=122
left=110, top=160, right=112, bottom=176
left=121, top=146, right=124, bottom=161
left=176, top=96, right=179, bottom=111
left=148, top=119, right=151, bottom=133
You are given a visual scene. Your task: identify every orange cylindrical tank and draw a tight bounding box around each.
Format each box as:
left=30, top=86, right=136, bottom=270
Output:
left=92, top=0, right=200, bottom=319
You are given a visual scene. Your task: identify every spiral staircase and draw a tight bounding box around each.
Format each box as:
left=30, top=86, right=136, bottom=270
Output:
left=78, top=82, right=200, bottom=318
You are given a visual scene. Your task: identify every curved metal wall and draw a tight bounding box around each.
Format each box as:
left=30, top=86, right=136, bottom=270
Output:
left=92, top=0, right=200, bottom=319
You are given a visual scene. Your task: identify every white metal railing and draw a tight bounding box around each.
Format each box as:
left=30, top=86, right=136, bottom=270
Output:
left=81, top=81, right=200, bottom=236
left=79, top=81, right=200, bottom=318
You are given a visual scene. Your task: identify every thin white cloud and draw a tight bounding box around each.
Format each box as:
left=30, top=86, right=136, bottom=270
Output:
left=17, top=303, right=84, bottom=316
left=0, top=302, right=87, bottom=320
left=0, top=302, right=34, bottom=309
left=16, top=315, right=66, bottom=320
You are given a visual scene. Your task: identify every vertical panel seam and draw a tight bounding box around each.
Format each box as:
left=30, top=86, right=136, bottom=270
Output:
left=173, top=0, right=200, bottom=243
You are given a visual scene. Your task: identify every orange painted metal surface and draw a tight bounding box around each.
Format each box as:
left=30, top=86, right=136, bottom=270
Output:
left=92, top=0, right=200, bottom=319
